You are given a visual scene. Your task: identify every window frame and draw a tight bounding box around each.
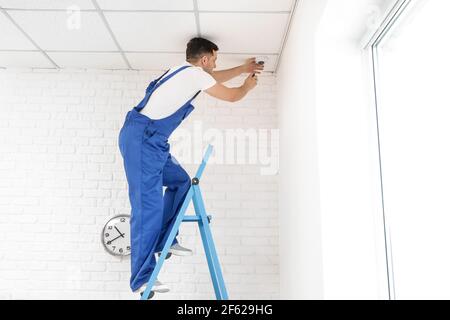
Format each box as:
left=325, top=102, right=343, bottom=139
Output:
left=365, top=0, right=414, bottom=300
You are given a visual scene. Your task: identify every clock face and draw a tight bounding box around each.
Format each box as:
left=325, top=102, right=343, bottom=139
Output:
left=102, top=215, right=131, bottom=256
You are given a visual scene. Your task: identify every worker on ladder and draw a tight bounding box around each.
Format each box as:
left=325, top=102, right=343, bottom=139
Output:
left=118, top=37, right=264, bottom=297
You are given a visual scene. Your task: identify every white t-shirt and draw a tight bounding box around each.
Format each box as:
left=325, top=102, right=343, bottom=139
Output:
left=140, top=61, right=217, bottom=119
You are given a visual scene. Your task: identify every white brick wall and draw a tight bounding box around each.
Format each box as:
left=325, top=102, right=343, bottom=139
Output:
left=0, top=68, right=279, bottom=300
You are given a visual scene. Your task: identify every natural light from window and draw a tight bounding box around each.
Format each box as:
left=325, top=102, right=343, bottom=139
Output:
left=375, top=0, right=450, bottom=299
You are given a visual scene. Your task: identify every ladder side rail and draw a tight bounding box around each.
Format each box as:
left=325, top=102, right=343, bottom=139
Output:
left=140, top=188, right=194, bottom=300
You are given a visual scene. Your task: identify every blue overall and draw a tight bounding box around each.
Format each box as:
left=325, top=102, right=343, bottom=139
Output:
left=118, top=65, right=201, bottom=292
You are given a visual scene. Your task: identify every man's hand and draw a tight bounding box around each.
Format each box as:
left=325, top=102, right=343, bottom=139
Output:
left=243, top=72, right=258, bottom=91
left=241, top=57, right=264, bottom=75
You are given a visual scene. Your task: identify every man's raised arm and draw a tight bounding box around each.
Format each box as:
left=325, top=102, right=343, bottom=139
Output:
left=211, top=57, right=264, bottom=83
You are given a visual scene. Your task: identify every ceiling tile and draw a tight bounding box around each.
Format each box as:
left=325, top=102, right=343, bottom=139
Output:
left=0, top=0, right=95, bottom=9
left=0, top=13, right=35, bottom=50
left=48, top=52, right=127, bottom=69
left=125, top=52, right=186, bottom=70
left=0, top=51, right=54, bottom=68
left=96, top=0, right=193, bottom=11
left=216, top=54, right=277, bottom=73
left=200, top=13, right=288, bottom=54
left=105, top=12, right=196, bottom=51
left=7, top=11, right=117, bottom=51
left=197, top=0, right=294, bottom=12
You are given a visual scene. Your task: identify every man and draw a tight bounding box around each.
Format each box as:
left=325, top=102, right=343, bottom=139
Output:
left=118, top=37, right=263, bottom=298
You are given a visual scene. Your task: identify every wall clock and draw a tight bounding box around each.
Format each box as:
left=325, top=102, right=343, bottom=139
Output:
left=102, top=215, right=131, bottom=256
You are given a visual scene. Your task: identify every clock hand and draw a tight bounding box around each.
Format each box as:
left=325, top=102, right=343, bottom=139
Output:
left=107, top=233, right=125, bottom=244
left=114, top=226, right=125, bottom=238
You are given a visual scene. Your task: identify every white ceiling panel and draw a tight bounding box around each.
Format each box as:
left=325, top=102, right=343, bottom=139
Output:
left=7, top=11, right=117, bottom=51
left=216, top=54, right=277, bottom=73
left=0, top=51, right=54, bottom=68
left=126, top=52, right=186, bottom=70
left=0, top=0, right=95, bottom=9
left=0, top=13, right=35, bottom=50
left=105, top=12, right=196, bottom=51
left=96, top=0, right=193, bottom=11
left=48, top=52, right=127, bottom=69
left=0, top=1, right=296, bottom=70
left=200, top=13, right=288, bottom=54
left=197, top=0, right=294, bottom=12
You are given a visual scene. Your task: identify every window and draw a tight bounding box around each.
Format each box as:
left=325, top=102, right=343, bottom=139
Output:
left=370, top=0, right=450, bottom=299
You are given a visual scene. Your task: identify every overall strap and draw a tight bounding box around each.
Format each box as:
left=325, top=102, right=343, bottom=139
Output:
left=137, top=65, right=192, bottom=112
left=187, top=90, right=201, bottom=104
left=155, top=69, right=170, bottom=83
left=145, top=69, right=169, bottom=93
left=153, top=65, right=192, bottom=91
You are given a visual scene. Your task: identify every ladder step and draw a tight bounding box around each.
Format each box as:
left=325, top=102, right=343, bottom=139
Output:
left=183, top=215, right=212, bottom=223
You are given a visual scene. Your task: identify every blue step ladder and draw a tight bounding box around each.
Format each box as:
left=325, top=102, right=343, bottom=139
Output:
left=141, top=144, right=228, bottom=300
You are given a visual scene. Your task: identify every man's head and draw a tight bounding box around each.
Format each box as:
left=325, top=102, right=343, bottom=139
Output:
left=186, top=37, right=218, bottom=74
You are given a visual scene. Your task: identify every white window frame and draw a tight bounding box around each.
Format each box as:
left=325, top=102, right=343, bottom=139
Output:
left=364, top=0, right=414, bottom=300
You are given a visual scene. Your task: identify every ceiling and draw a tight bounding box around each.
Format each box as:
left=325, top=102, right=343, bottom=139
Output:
left=0, top=0, right=298, bottom=72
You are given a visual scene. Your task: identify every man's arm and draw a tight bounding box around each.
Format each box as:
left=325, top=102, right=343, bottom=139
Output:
left=205, top=73, right=258, bottom=102
left=210, top=57, right=264, bottom=83
left=211, top=66, right=244, bottom=83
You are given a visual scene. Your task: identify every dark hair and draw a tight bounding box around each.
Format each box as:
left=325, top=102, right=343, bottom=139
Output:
left=186, top=37, right=219, bottom=62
